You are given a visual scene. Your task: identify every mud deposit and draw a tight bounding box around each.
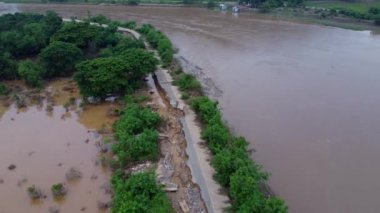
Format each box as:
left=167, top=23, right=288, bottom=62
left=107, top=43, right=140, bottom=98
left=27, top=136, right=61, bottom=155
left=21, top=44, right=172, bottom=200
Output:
left=0, top=79, right=117, bottom=213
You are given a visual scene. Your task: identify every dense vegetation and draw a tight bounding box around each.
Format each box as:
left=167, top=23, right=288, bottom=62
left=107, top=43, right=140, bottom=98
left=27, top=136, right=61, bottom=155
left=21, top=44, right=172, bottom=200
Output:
left=110, top=102, right=171, bottom=212
left=81, top=14, right=172, bottom=212
left=191, top=96, right=287, bottom=212
left=138, top=24, right=174, bottom=68
left=0, top=12, right=124, bottom=86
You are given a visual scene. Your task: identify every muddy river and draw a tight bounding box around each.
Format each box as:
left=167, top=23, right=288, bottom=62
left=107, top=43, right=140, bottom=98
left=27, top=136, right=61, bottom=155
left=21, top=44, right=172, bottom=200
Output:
left=1, top=3, right=379, bottom=212
left=0, top=79, right=116, bottom=212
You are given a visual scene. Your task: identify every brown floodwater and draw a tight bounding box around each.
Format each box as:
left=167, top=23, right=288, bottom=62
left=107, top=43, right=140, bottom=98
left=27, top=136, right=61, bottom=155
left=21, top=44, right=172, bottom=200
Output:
left=0, top=79, right=116, bottom=213
left=7, top=3, right=380, bottom=212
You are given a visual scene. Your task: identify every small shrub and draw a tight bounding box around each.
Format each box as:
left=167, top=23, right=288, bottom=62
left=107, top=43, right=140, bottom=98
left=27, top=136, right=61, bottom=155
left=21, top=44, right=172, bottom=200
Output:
left=174, top=73, right=201, bottom=92
left=27, top=185, right=43, bottom=199
left=181, top=92, right=190, bottom=100
left=51, top=183, right=67, bottom=198
left=191, top=96, right=220, bottom=124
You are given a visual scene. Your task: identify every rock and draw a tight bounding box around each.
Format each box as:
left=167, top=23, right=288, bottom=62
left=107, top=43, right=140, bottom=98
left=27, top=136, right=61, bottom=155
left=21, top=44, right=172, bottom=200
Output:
left=0, top=178, right=4, bottom=184
left=124, top=162, right=154, bottom=175
left=179, top=200, right=190, bottom=213
left=8, top=164, right=16, bottom=170
left=65, top=168, right=82, bottom=181
left=80, top=207, right=86, bottom=211
left=163, top=182, right=178, bottom=192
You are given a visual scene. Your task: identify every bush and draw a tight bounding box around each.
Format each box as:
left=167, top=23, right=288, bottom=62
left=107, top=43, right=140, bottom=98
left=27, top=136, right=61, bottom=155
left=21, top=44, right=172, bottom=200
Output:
left=86, top=14, right=111, bottom=25
left=375, top=15, right=380, bottom=26
left=18, top=60, right=45, bottom=87
left=139, top=25, right=174, bottom=67
left=336, top=8, right=371, bottom=20
left=114, top=104, right=161, bottom=138
left=39, top=41, right=83, bottom=78
left=112, top=129, right=159, bottom=165
left=127, top=0, right=140, bottom=5
left=191, top=96, right=220, bottom=124
left=174, top=73, right=201, bottom=92
left=207, top=0, right=216, bottom=8
left=122, top=21, right=137, bottom=29
left=111, top=172, right=172, bottom=213
left=0, top=83, right=6, bottom=96
left=100, top=37, right=145, bottom=57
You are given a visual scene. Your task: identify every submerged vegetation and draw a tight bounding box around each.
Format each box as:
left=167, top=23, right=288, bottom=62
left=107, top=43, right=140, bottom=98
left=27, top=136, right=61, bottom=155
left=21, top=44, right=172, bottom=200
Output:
left=138, top=24, right=174, bottom=68
left=0, top=12, right=170, bottom=212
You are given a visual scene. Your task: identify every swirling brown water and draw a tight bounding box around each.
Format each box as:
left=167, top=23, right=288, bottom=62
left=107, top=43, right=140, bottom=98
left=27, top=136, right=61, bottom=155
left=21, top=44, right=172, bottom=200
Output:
left=8, top=4, right=380, bottom=212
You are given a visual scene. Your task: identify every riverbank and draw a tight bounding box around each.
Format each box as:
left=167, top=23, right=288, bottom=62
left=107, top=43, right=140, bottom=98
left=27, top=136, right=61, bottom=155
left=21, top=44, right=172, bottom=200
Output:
left=262, top=7, right=380, bottom=32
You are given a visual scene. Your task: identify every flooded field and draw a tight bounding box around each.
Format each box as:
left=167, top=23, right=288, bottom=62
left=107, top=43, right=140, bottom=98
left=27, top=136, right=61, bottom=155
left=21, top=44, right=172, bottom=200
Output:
left=7, top=3, right=380, bottom=213
left=0, top=79, right=116, bottom=212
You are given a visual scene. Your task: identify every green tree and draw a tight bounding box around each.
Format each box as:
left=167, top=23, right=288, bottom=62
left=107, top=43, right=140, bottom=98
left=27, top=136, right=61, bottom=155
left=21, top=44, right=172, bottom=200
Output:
left=77, top=49, right=157, bottom=97
left=0, top=53, right=18, bottom=80
left=43, top=11, right=63, bottom=37
left=18, top=60, right=45, bottom=87
left=74, top=57, right=126, bottom=98
left=39, top=41, right=83, bottom=78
